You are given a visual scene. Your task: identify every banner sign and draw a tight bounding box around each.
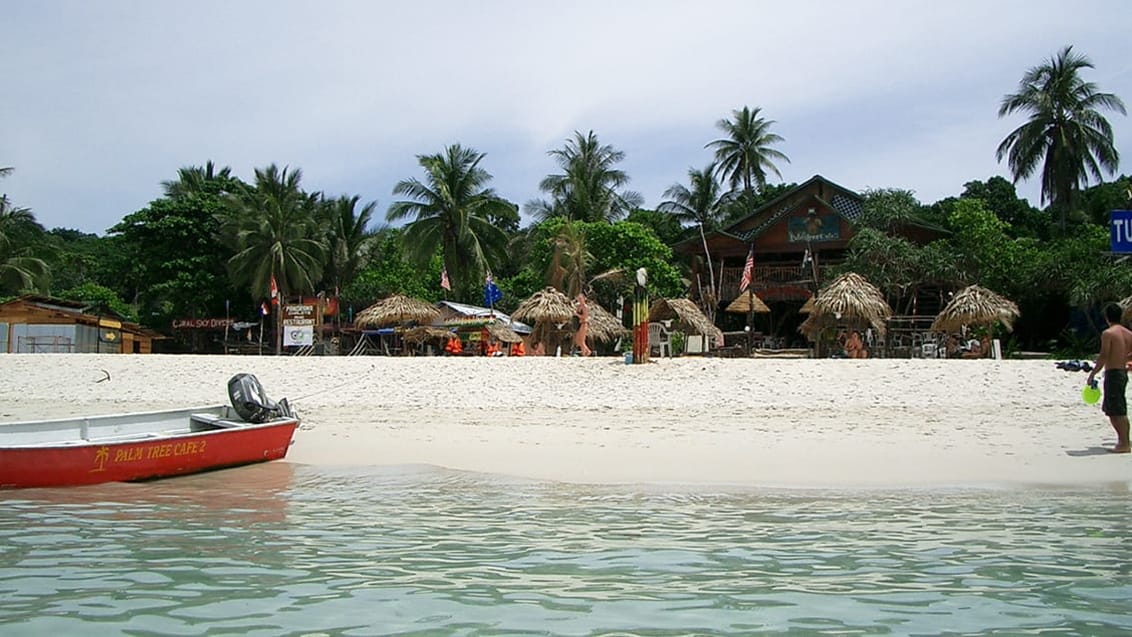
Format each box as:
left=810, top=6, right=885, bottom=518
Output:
left=787, top=215, right=841, bottom=243
left=1111, top=210, right=1132, bottom=253
left=172, top=318, right=235, bottom=330
left=283, top=325, right=314, bottom=347
left=282, top=303, right=317, bottom=327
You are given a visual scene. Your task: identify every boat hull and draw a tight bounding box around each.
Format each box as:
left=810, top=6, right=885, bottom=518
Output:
left=0, top=420, right=298, bottom=489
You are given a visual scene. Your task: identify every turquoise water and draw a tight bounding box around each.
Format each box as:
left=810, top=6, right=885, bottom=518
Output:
left=1, top=464, right=1131, bottom=636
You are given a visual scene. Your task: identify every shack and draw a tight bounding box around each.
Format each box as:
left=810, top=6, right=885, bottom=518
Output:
left=0, top=295, right=161, bottom=353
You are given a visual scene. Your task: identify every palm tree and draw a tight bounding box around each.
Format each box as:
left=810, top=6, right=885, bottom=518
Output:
left=321, top=194, right=380, bottom=295
left=546, top=220, right=591, bottom=298
left=658, top=163, right=731, bottom=229
left=387, top=144, right=513, bottom=300
left=529, top=130, right=642, bottom=223
left=707, top=106, right=790, bottom=197
left=997, top=46, right=1126, bottom=226
left=0, top=195, right=49, bottom=294
left=222, top=164, right=328, bottom=353
left=162, top=160, right=237, bottom=198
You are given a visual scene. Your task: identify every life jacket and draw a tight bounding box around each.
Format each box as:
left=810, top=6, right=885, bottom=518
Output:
left=510, top=341, right=525, bottom=357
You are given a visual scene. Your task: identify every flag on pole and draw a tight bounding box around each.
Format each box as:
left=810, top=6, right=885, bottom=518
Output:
left=484, top=272, right=503, bottom=306
left=802, top=248, right=812, bottom=267
left=738, top=245, right=754, bottom=292
left=440, top=267, right=451, bottom=291
left=260, top=302, right=269, bottom=316
left=270, top=275, right=279, bottom=305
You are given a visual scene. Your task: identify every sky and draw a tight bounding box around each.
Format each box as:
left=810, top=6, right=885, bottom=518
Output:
left=2, top=0, right=1131, bottom=235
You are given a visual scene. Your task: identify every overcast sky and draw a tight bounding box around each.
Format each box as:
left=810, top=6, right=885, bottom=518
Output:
left=3, top=0, right=1130, bottom=235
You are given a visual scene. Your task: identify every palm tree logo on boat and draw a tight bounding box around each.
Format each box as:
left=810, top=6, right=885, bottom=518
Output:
left=91, top=446, right=109, bottom=473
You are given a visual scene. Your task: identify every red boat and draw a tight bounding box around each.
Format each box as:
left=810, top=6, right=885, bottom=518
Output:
left=0, top=374, right=300, bottom=489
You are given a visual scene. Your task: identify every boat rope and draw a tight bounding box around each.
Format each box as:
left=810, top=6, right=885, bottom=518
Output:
left=288, top=365, right=375, bottom=405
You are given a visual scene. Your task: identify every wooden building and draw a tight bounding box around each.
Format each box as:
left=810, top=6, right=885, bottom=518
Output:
left=0, top=295, right=161, bottom=354
left=672, top=175, right=945, bottom=343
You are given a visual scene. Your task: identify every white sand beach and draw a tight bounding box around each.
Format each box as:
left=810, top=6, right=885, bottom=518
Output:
left=1, top=354, right=1127, bottom=488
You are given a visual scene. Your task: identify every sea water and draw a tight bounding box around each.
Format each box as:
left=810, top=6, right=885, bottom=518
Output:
left=1, top=463, right=1131, bottom=636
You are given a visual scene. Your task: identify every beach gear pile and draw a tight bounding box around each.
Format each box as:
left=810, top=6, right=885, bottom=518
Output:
left=1055, top=360, right=1093, bottom=372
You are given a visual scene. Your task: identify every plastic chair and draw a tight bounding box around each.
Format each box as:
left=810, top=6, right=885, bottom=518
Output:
left=648, top=322, right=671, bottom=357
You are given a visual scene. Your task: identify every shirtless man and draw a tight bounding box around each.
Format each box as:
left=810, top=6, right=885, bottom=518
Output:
left=1086, top=303, right=1132, bottom=453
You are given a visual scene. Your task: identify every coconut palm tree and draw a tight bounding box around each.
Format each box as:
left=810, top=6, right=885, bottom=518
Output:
left=321, top=194, right=380, bottom=295
left=529, top=130, right=642, bottom=223
left=222, top=164, right=328, bottom=353
left=997, top=46, right=1126, bottom=227
left=707, top=106, right=790, bottom=197
left=387, top=144, right=513, bottom=300
left=0, top=194, right=49, bottom=294
left=658, top=163, right=731, bottom=230
left=162, top=161, right=238, bottom=198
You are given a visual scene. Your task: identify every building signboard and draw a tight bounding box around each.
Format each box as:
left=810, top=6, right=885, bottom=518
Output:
left=1110, top=210, right=1132, bottom=253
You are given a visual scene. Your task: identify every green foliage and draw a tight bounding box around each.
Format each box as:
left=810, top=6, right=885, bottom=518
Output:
left=344, top=229, right=440, bottom=307
left=56, top=282, right=134, bottom=321
left=997, top=46, right=1126, bottom=226
left=625, top=208, right=687, bottom=246
left=387, top=144, right=512, bottom=302
left=529, top=131, right=642, bottom=223
left=110, top=192, right=238, bottom=328
left=707, top=106, right=790, bottom=196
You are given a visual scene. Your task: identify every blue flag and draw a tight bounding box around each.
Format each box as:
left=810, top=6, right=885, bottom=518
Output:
left=484, top=273, right=503, bottom=307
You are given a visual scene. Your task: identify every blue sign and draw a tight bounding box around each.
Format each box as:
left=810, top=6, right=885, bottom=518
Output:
left=1111, top=210, right=1132, bottom=253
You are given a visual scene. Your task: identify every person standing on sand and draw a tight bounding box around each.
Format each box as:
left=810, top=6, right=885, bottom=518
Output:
left=574, top=293, right=592, bottom=357
left=1086, top=303, right=1132, bottom=453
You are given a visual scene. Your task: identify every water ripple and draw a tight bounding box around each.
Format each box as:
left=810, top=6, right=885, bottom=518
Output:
left=1, top=464, right=1130, bottom=635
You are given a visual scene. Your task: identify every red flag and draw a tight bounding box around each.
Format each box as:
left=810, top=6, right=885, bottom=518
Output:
left=440, top=267, right=451, bottom=291
left=270, top=275, right=279, bottom=305
left=738, top=245, right=754, bottom=292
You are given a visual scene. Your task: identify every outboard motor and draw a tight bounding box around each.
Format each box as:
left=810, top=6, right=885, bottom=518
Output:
left=228, top=373, right=293, bottom=423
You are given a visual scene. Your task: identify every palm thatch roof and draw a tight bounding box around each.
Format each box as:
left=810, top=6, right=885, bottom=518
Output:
left=799, top=273, right=891, bottom=338
left=401, top=326, right=454, bottom=345
left=724, top=290, right=771, bottom=314
left=355, top=294, right=440, bottom=328
left=581, top=301, right=630, bottom=343
left=931, top=285, right=1020, bottom=333
left=485, top=322, right=523, bottom=344
left=512, top=287, right=574, bottom=324
left=649, top=298, right=724, bottom=343
left=800, top=296, right=815, bottom=314
left=512, top=287, right=575, bottom=352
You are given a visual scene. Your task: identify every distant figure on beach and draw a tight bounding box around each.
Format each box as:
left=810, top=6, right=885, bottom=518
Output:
left=961, top=336, right=986, bottom=359
left=531, top=341, right=545, bottom=357
left=844, top=331, right=868, bottom=359
left=1086, top=303, right=1132, bottom=453
left=574, top=294, right=592, bottom=356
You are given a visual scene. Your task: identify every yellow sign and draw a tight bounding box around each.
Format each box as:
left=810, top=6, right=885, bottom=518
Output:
left=99, top=318, right=122, bottom=329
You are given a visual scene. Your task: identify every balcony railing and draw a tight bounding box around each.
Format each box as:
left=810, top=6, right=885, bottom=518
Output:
left=713, top=264, right=824, bottom=301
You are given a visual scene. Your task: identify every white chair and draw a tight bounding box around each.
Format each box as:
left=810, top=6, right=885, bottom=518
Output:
left=648, top=322, right=671, bottom=357
left=921, top=343, right=937, bottom=358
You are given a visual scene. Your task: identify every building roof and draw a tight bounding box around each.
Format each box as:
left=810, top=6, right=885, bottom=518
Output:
left=436, top=300, right=532, bottom=334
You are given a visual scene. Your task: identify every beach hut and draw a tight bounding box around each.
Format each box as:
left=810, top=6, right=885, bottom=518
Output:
left=353, top=294, right=441, bottom=355
left=799, top=273, right=892, bottom=355
left=648, top=298, right=725, bottom=354
left=512, top=287, right=575, bottom=355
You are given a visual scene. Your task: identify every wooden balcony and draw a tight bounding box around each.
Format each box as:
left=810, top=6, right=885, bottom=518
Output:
left=714, top=264, right=824, bottom=302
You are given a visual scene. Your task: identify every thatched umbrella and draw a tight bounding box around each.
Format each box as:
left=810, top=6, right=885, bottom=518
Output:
left=799, top=273, right=892, bottom=343
left=649, top=298, right=724, bottom=346
left=512, top=287, right=575, bottom=353
left=355, top=294, right=440, bottom=328
left=931, top=285, right=1020, bottom=334
left=724, top=290, right=771, bottom=314
left=581, top=301, right=629, bottom=344
left=800, top=296, right=815, bottom=314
